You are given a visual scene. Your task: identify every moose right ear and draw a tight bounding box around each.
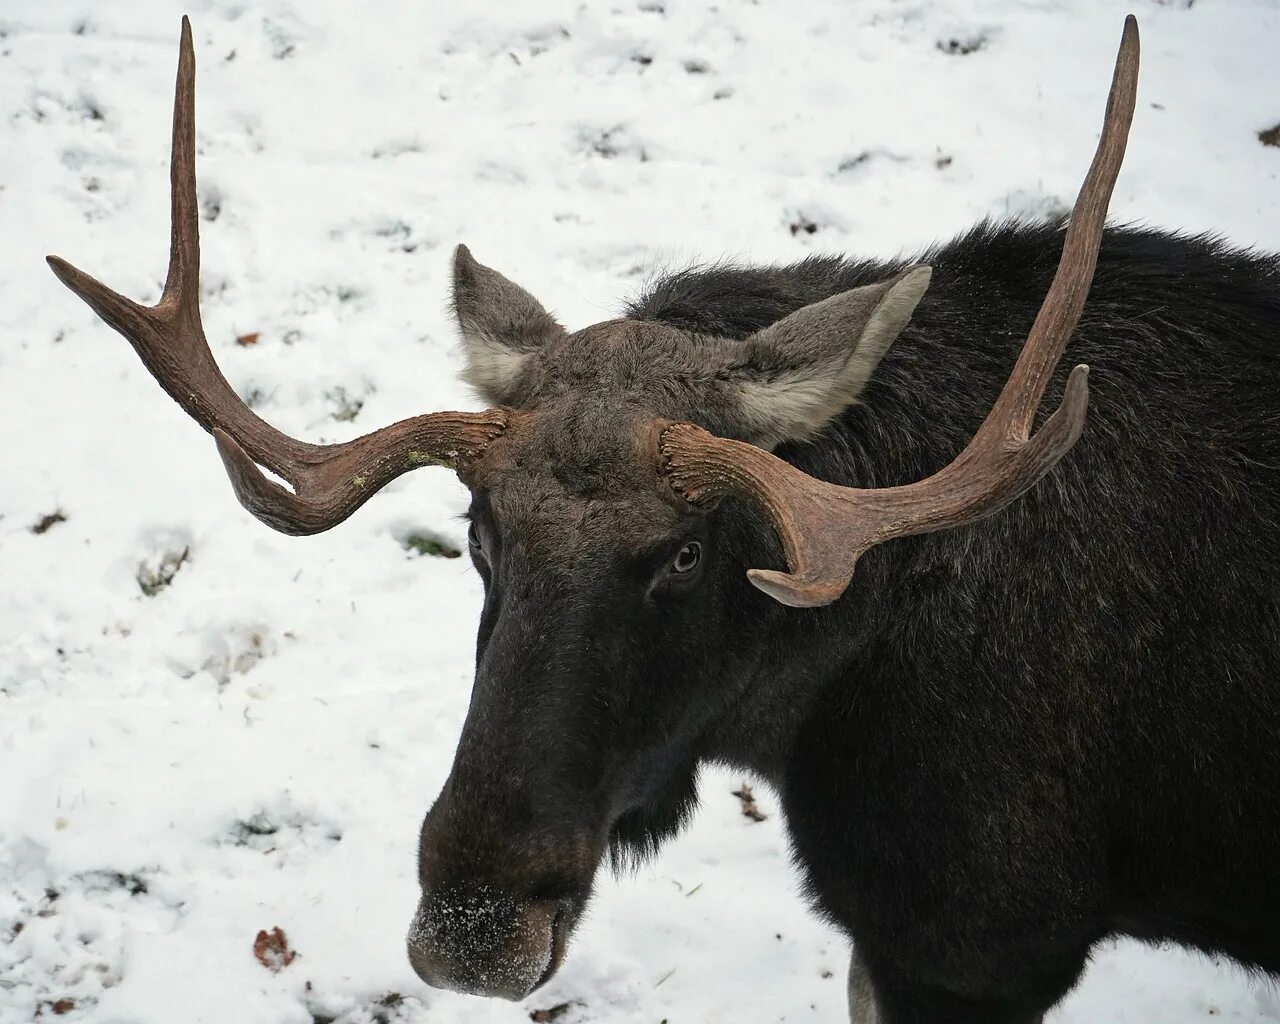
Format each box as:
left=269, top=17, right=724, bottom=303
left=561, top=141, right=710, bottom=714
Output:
left=452, top=245, right=565, bottom=405
left=731, top=266, right=931, bottom=447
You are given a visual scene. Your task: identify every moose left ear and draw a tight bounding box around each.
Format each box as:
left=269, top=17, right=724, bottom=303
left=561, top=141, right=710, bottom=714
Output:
left=734, top=265, right=932, bottom=447
left=452, top=245, right=565, bottom=405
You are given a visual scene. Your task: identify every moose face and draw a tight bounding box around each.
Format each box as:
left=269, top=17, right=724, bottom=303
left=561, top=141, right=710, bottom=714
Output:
left=406, top=397, right=747, bottom=999
left=405, top=249, right=934, bottom=998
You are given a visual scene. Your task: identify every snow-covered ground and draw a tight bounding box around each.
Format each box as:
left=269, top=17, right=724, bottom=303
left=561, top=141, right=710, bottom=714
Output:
left=3, top=1, right=1279, bottom=1021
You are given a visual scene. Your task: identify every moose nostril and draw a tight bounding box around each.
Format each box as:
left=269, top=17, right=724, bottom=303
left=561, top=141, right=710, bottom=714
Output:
left=407, top=894, right=563, bottom=1001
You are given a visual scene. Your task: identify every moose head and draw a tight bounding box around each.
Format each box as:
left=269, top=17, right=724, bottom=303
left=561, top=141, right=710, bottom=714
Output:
left=48, top=16, right=1137, bottom=1002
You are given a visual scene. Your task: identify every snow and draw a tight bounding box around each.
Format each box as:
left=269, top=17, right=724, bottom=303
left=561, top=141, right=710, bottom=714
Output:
left=2, top=1, right=1279, bottom=1021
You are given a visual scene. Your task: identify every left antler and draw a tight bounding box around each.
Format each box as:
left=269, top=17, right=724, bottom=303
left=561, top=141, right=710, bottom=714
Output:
left=659, top=16, right=1140, bottom=608
left=47, top=17, right=509, bottom=536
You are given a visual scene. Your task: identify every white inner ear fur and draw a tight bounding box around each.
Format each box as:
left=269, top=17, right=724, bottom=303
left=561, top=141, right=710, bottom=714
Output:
left=452, top=244, right=564, bottom=405
left=738, top=266, right=932, bottom=447
left=458, top=330, right=537, bottom=404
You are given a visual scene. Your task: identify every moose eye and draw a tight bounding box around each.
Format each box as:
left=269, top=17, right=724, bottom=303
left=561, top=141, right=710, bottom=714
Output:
left=671, top=542, right=702, bottom=575
left=467, top=521, right=482, bottom=552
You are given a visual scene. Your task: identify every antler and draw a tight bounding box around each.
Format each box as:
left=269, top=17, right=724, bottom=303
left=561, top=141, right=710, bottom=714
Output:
left=660, top=16, right=1140, bottom=608
left=47, top=17, right=507, bottom=536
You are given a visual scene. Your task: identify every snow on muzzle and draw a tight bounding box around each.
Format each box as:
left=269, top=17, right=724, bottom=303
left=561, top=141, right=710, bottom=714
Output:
left=407, top=886, right=577, bottom=1000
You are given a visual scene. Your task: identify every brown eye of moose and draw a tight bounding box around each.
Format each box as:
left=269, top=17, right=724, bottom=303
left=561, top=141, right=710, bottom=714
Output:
left=467, top=521, right=481, bottom=551
left=672, top=542, right=702, bottom=574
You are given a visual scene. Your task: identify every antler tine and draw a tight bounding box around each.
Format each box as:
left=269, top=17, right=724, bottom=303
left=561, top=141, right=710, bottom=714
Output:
left=163, top=15, right=199, bottom=315
left=47, top=18, right=312, bottom=476
left=48, top=18, right=509, bottom=536
left=993, top=13, right=1139, bottom=442
left=661, top=17, right=1140, bottom=608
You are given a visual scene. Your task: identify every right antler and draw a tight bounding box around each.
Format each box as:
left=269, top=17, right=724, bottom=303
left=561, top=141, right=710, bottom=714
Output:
left=660, top=16, right=1140, bottom=607
left=47, top=17, right=508, bottom=536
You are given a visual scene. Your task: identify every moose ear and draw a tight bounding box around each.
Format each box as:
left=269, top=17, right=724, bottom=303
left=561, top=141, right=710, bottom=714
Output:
left=452, top=245, right=565, bottom=405
left=735, top=266, right=931, bottom=446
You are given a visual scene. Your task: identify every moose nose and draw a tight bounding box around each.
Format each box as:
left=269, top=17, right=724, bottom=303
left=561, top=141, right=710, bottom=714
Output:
left=406, top=890, right=563, bottom=1001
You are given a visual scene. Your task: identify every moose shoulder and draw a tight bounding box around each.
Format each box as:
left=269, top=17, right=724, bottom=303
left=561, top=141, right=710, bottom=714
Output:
left=48, top=16, right=1280, bottom=1024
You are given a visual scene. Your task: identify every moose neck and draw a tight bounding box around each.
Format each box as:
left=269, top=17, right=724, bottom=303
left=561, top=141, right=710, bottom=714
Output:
left=671, top=244, right=1033, bottom=785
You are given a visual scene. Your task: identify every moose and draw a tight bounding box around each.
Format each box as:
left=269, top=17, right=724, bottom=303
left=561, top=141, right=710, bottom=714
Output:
left=48, top=15, right=1280, bottom=1024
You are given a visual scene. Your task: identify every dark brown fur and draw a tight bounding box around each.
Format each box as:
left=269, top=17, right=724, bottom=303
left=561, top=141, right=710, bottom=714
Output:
left=411, top=221, right=1280, bottom=1023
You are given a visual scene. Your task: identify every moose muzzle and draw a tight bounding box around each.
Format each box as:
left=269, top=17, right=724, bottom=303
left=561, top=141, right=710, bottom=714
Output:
left=407, top=887, right=570, bottom=1000
left=408, top=763, right=597, bottom=1001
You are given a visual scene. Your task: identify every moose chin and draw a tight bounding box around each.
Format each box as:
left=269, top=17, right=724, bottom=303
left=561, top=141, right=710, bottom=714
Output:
left=49, top=15, right=1280, bottom=1024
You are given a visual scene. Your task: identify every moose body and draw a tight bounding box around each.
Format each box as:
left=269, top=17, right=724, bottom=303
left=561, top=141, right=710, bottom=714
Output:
left=49, top=17, right=1280, bottom=1024
left=410, top=221, right=1280, bottom=1024
left=619, top=223, right=1280, bottom=1021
